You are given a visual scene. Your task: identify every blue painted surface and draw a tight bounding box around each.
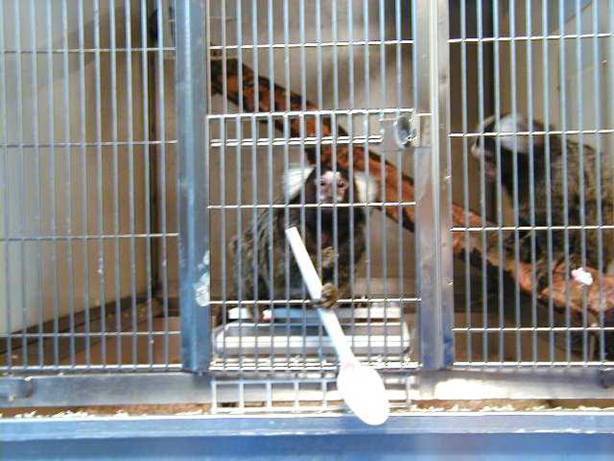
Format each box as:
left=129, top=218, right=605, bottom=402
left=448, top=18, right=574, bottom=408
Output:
left=2, top=434, right=614, bottom=460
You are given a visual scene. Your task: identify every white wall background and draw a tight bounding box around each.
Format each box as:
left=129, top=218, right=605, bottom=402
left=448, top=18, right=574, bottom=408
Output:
left=0, top=0, right=150, bottom=334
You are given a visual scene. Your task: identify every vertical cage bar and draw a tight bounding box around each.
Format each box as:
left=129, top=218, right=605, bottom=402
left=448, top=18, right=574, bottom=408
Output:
left=558, top=0, right=571, bottom=364
left=220, top=0, right=230, bottom=366
left=493, top=0, right=504, bottom=365
left=109, top=0, right=122, bottom=366
left=331, top=0, right=339, bottom=344
left=315, top=0, right=324, bottom=363
left=395, top=0, right=405, bottom=365
left=362, top=0, right=372, bottom=360
left=140, top=0, right=154, bottom=368
left=347, top=0, right=357, bottom=352
left=594, top=0, right=606, bottom=363
left=0, top=0, right=10, bottom=372
left=508, top=0, right=522, bottom=362
left=542, top=0, right=555, bottom=364
left=219, top=0, right=228, bottom=344
left=476, top=0, right=488, bottom=366
left=15, top=0, right=27, bottom=368
left=30, top=0, right=44, bottom=368
left=266, top=0, right=275, bottom=365
left=525, top=0, right=537, bottom=365
left=250, top=0, right=260, bottom=368
left=93, top=0, right=107, bottom=367
left=378, top=0, right=389, bottom=359
left=234, top=0, right=244, bottom=368
left=156, top=0, right=170, bottom=369
left=176, top=0, right=210, bottom=373
left=509, top=3, right=522, bottom=365
left=460, top=0, right=472, bottom=363
left=61, top=0, right=75, bottom=368
left=283, top=0, right=291, bottom=364
left=77, top=0, right=91, bottom=368
left=124, top=0, right=138, bottom=368
left=574, top=0, right=588, bottom=363
left=46, top=0, right=60, bottom=369
left=415, top=0, right=454, bottom=369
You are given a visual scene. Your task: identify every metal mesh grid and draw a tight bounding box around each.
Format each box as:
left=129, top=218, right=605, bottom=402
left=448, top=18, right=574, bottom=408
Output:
left=0, top=0, right=180, bottom=372
left=449, top=0, right=614, bottom=367
left=209, top=376, right=417, bottom=415
left=206, top=0, right=419, bottom=373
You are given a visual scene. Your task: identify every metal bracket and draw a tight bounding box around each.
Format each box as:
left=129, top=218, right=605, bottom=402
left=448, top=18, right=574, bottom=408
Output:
left=411, top=114, right=432, bottom=148
left=599, top=368, right=614, bottom=388
left=379, top=114, right=416, bottom=152
left=0, top=377, right=33, bottom=402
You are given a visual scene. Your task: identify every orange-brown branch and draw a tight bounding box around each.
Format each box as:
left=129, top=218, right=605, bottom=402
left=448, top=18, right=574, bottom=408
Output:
left=210, top=58, right=614, bottom=316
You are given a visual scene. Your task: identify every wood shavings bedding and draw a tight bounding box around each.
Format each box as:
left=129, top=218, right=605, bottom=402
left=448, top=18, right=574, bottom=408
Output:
left=3, top=399, right=614, bottom=419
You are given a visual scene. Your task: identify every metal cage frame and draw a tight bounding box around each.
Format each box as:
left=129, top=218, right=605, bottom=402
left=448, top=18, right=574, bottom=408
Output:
left=1, top=0, right=614, bottom=414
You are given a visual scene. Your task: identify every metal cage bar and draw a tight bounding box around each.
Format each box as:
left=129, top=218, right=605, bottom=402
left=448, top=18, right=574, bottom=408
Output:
left=176, top=0, right=210, bottom=373
left=415, top=0, right=454, bottom=369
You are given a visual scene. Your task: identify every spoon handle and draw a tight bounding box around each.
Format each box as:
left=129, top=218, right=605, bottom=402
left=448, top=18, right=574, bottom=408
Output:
left=284, top=227, right=323, bottom=300
left=285, top=227, right=358, bottom=365
left=317, top=309, right=358, bottom=365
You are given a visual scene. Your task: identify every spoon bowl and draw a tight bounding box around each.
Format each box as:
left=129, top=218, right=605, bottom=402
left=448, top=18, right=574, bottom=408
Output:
left=337, top=361, right=390, bottom=426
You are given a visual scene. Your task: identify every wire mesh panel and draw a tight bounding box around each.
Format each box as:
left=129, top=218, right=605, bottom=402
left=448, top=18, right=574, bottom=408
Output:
left=449, top=0, right=614, bottom=367
left=3, top=0, right=613, bottom=412
left=205, top=0, right=420, bottom=373
left=0, top=0, right=179, bottom=373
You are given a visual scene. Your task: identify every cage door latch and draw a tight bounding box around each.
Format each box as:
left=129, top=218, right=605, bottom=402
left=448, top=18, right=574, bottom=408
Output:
left=0, top=377, right=33, bottom=402
left=379, top=114, right=417, bottom=152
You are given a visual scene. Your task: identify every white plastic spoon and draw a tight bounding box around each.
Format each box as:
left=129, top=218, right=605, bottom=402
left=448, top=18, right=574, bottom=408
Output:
left=285, top=226, right=390, bottom=425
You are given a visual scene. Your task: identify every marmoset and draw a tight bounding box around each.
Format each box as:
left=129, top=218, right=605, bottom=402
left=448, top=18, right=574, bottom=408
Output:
left=231, top=164, right=377, bottom=319
left=471, top=113, right=614, bottom=286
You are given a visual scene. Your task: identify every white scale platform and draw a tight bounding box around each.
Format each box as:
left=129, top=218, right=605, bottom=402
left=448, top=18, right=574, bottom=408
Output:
left=212, top=303, right=411, bottom=357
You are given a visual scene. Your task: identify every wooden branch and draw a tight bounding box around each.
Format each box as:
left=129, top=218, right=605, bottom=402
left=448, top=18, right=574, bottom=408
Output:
left=210, top=59, right=415, bottom=231
left=210, top=58, right=614, bottom=317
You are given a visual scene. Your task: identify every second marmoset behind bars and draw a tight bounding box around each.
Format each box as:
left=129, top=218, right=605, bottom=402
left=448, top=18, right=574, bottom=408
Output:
left=471, top=113, right=614, bottom=284
left=229, top=163, right=377, bottom=321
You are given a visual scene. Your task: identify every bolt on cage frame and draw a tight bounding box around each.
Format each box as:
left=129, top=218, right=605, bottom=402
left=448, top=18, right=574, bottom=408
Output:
left=1, top=0, right=614, bottom=410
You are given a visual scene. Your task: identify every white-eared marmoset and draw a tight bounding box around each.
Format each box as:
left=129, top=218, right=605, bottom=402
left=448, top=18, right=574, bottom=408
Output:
left=231, top=164, right=377, bottom=319
left=471, top=113, right=614, bottom=284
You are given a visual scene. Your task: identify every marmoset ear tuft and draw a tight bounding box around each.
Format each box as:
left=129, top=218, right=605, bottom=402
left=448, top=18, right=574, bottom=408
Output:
left=283, top=164, right=315, bottom=199
left=353, top=171, right=378, bottom=204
